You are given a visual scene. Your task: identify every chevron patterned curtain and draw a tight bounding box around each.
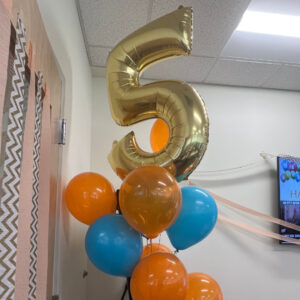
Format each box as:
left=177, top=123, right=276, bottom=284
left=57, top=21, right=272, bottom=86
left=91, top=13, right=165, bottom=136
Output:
left=0, top=1, right=62, bottom=299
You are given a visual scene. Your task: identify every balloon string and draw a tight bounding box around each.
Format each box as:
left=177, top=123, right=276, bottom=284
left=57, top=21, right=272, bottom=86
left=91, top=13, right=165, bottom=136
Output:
left=190, top=152, right=298, bottom=177
left=218, top=215, right=300, bottom=246
left=190, top=152, right=272, bottom=176
left=120, top=278, right=132, bottom=300
left=127, top=277, right=133, bottom=300
left=116, top=189, right=121, bottom=214
left=120, top=282, right=128, bottom=300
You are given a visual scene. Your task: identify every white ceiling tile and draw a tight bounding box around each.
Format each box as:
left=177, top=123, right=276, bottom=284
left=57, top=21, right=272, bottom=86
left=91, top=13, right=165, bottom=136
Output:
left=262, top=65, right=300, bottom=91
left=221, top=31, right=300, bottom=64
left=150, top=0, right=251, bottom=57
left=142, top=56, right=216, bottom=83
left=78, top=0, right=150, bottom=47
left=205, top=58, right=281, bottom=87
left=89, top=46, right=111, bottom=66
left=77, top=0, right=300, bottom=91
left=248, top=0, right=300, bottom=16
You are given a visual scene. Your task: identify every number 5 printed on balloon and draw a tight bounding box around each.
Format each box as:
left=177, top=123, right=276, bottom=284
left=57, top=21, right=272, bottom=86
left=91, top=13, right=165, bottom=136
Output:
left=106, top=6, right=209, bottom=181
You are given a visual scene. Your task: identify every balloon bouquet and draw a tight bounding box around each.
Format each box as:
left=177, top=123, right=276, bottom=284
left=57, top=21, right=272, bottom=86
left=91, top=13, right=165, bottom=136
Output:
left=65, top=7, right=223, bottom=300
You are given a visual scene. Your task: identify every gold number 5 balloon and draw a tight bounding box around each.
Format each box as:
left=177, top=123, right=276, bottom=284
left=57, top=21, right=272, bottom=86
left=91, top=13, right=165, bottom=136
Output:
left=106, top=6, right=209, bottom=181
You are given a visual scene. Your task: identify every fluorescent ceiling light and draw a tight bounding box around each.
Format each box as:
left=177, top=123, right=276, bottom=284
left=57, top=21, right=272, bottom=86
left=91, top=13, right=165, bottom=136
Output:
left=237, top=11, right=300, bottom=38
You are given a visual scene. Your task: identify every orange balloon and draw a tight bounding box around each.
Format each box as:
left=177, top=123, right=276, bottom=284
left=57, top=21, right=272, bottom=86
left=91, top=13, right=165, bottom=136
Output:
left=150, top=119, right=169, bottom=152
left=185, top=273, right=223, bottom=300
left=142, top=243, right=172, bottom=258
left=65, top=172, right=117, bottom=225
left=131, top=253, right=188, bottom=300
left=115, top=167, right=128, bottom=180
left=119, top=165, right=182, bottom=238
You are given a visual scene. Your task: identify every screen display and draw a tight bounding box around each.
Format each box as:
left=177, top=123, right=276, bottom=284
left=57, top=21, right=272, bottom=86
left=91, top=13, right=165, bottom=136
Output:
left=278, top=157, right=300, bottom=243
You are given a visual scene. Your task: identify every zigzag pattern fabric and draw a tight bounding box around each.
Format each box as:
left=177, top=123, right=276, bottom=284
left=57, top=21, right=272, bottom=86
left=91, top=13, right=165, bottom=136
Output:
left=0, top=17, right=28, bottom=299
left=28, top=72, right=43, bottom=300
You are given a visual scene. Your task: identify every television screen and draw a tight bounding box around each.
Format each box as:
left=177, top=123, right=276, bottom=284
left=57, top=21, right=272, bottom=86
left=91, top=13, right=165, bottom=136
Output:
left=277, top=156, right=300, bottom=244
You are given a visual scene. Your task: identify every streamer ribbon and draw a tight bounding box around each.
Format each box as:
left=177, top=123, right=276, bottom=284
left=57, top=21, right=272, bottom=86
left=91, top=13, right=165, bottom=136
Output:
left=188, top=181, right=300, bottom=246
left=218, top=215, right=300, bottom=246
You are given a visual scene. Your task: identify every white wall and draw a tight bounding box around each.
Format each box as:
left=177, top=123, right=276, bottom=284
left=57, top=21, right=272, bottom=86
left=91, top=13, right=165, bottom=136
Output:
left=90, top=76, right=300, bottom=300
left=37, top=0, right=92, bottom=299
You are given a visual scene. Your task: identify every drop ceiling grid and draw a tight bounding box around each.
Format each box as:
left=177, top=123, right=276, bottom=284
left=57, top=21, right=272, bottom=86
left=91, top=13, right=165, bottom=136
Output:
left=205, top=58, right=282, bottom=87
left=150, top=0, right=252, bottom=57
left=76, top=0, right=154, bottom=67
left=77, top=0, right=251, bottom=66
left=76, top=0, right=300, bottom=91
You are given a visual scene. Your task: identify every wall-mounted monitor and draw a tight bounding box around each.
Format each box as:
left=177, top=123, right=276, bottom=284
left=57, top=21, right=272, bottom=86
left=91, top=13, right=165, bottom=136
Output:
left=277, top=156, right=300, bottom=244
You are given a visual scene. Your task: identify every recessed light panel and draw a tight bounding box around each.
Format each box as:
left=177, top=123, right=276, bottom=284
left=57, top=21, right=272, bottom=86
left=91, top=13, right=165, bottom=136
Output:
left=237, top=11, right=300, bottom=38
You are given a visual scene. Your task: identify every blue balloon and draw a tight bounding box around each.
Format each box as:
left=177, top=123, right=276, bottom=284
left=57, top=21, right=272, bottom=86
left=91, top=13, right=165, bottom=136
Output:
left=281, top=159, right=289, bottom=171
left=296, top=172, right=300, bottom=182
left=167, top=186, right=218, bottom=250
left=85, top=214, right=142, bottom=277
